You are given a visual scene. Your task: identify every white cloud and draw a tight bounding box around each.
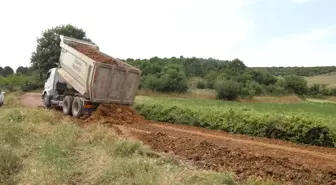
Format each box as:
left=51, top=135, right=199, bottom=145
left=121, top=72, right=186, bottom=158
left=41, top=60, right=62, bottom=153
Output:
left=243, top=29, right=336, bottom=67
left=0, top=0, right=254, bottom=71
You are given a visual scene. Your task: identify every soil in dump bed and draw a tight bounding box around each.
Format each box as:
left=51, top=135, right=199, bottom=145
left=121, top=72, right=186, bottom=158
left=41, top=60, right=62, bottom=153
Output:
left=71, top=43, right=118, bottom=65
left=138, top=132, right=336, bottom=185
left=84, top=104, right=143, bottom=126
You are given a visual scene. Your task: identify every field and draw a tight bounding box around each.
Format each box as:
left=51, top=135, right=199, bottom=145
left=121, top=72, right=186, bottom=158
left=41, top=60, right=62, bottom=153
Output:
left=1, top=93, right=282, bottom=185
left=305, top=72, right=336, bottom=87
left=1, top=92, right=335, bottom=184
left=134, top=96, right=336, bottom=147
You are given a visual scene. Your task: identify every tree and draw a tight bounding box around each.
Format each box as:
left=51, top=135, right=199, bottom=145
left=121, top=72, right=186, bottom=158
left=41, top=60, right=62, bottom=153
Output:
left=2, top=66, right=14, bottom=77
left=143, top=65, right=188, bottom=93
left=0, top=67, right=3, bottom=76
left=30, top=24, right=91, bottom=77
left=283, top=75, right=308, bottom=96
left=16, top=66, right=28, bottom=75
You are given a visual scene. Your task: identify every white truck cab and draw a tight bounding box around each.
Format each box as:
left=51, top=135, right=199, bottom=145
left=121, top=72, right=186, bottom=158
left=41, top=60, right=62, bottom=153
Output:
left=43, top=68, right=67, bottom=97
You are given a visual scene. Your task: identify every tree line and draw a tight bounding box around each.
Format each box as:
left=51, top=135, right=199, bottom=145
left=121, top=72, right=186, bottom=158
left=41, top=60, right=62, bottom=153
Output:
left=254, top=66, right=336, bottom=77
left=1, top=24, right=335, bottom=100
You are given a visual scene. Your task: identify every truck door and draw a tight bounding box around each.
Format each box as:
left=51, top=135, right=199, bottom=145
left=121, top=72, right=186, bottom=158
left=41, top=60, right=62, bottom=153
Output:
left=44, top=69, right=56, bottom=96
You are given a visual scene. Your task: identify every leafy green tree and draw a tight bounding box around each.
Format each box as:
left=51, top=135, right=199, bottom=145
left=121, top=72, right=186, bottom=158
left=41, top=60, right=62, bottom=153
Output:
left=204, top=71, right=218, bottom=89
left=30, top=24, right=91, bottom=77
left=2, top=66, right=14, bottom=77
left=143, top=65, right=188, bottom=93
left=16, top=66, right=29, bottom=75
left=283, top=75, right=308, bottom=96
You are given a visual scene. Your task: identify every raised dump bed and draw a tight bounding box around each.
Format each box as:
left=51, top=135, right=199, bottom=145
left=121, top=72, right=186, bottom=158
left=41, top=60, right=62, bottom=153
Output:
left=42, top=35, right=141, bottom=117
left=58, top=35, right=141, bottom=105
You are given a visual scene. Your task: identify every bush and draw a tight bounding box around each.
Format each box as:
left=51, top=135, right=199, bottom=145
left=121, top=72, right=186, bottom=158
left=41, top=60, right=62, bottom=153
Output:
left=283, top=75, right=308, bottom=96
left=134, top=103, right=336, bottom=147
left=330, top=88, right=336, bottom=96
left=215, top=80, right=242, bottom=100
left=0, top=75, right=43, bottom=92
left=196, top=80, right=206, bottom=89
left=143, top=65, right=188, bottom=93
left=308, top=84, right=331, bottom=98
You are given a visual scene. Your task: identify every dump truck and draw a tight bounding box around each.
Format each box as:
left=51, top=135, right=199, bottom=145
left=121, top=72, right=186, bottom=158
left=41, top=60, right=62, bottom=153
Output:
left=42, top=35, right=141, bottom=118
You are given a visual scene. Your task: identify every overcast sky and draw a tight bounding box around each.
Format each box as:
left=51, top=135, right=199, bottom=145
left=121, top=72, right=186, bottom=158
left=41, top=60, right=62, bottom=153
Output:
left=0, top=0, right=335, bottom=71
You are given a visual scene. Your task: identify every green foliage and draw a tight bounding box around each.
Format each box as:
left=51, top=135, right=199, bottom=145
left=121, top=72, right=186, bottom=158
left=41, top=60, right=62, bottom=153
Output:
left=16, top=66, right=35, bottom=76
left=134, top=97, right=336, bottom=147
left=215, top=80, right=242, bottom=100
left=0, top=74, right=43, bottom=92
left=142, top=65, right=188, bottom=93
left=30, top=24, right=91, bottom=77
left=283, top=75, right=308, bottom=96
left=0, top=66, right=14, bottom=77
left=197, top=80, right=206, bottom=89
left=255, top=66, right=336, bottom=77
left=308, top=84, right=332, bottom=98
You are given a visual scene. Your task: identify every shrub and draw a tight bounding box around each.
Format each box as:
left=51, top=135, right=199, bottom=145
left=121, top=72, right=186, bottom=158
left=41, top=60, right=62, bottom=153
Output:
left=215, top=80, right=242, bottom=100
left=196, top=80, right=206, bottom=89
left=283, top=75, right=308, bottom=96
left=142, top=66, right=188, bottom=93
left=134, top=102, right=336, bottom=147
left=308, top=84, right=331, bottom=98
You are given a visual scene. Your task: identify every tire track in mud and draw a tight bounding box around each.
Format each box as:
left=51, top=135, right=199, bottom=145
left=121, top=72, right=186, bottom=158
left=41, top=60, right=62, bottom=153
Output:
left=21, top=93, right=336, bottom=185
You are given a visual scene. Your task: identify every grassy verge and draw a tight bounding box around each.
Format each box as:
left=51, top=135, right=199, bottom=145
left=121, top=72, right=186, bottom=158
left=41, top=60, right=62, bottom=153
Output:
left=134, top=96, right=336, bottom=147
left=0, top=94, right=278, bottom=185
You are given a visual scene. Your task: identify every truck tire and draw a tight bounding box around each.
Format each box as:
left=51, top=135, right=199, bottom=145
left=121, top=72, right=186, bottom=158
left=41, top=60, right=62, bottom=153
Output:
left=72, top=97, right=83, bottom=118
left=43, top=94, right=51, bottom=108
left=63, top=96, right=73, bottom=115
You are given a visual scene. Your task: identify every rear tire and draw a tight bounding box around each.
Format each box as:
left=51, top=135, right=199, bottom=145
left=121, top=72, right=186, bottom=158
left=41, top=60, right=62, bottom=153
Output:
left=72, top=97, right=83, bottom=118
left=63, top=96, right=73, bottom=115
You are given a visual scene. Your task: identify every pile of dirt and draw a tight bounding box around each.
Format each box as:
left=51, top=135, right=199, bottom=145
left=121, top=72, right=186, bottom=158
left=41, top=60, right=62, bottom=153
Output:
left=84, top=104, right=144, bottom=126
left=139, top=132, right=336, bottom=185
left=71, top=44, right=118, bottom=65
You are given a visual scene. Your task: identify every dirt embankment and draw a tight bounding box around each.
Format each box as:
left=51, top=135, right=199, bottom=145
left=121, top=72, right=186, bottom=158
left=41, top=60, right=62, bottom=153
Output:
left=21, top=93, right=336, bottom=185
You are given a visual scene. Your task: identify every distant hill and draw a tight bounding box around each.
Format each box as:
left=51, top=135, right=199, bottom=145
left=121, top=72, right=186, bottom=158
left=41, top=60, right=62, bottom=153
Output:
left=253, top=66, right=336, bottom=77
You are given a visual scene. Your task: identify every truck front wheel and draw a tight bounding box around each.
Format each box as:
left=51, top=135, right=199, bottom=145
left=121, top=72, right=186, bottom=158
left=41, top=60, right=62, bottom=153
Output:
left=43, top=94, right=51, bottom=108
left=72, top=97, right=83, bottom=118
left=63, top=96, right=73, bottom=115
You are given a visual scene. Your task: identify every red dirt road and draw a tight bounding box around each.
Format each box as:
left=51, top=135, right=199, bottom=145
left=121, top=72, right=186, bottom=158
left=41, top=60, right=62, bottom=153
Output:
left=20, top=93, right=43, bottom=108
left=21, top=93, right=336, bottom=185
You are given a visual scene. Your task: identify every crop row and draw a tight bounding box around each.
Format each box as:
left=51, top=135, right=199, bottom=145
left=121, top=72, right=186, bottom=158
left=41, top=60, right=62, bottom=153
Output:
left=134, top=102, right=336, bottom=147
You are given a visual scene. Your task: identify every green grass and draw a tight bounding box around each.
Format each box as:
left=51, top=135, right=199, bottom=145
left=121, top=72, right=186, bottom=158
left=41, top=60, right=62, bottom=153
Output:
left=0, top=94, right=278, bottom=185
left=305, top=72, right=336, bottom=87
left=136, top=96, right=336, bottom=121
left=134, top=96, right=336, bottom=147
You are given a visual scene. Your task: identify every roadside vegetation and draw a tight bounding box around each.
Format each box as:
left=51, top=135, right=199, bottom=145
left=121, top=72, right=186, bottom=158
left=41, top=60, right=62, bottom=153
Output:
left=134, top=96, right=336, bottom=147
left=0, top=93, right=278, bottom=185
